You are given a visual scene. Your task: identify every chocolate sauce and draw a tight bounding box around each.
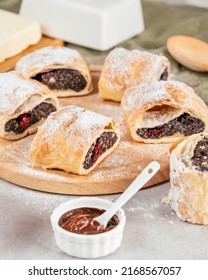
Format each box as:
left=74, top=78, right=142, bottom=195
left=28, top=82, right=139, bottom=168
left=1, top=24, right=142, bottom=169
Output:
left=58, top=207, right=119, bottom=235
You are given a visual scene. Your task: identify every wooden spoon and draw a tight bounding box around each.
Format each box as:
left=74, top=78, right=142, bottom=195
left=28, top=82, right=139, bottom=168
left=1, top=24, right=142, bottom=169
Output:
left=167, top=35, right=208, bottom=72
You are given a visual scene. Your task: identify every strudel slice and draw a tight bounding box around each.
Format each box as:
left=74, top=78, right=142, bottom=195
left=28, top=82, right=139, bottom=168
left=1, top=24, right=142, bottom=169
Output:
left=99, top=47, right=170, bottom=102
left=16, top=46, right=93, bottom=97
left=169, top=133, right=208, bottom=225
left=121, top=81, right=208, bottom=143
left=29, top=105, right=120, bottom=175
left=0, top=71, right=59, bottom=140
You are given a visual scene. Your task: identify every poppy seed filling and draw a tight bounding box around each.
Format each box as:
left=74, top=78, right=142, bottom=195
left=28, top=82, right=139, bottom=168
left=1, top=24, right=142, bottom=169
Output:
left=191, top=136, right=208, bottom=172
left=83, top=131, right=118, bottom=169
left=33, top=69, right=87, bottom=91
left=5, top=102, right=56, bottom=134
left=137, top=113, right=205, bottom=139
left=159, top=67, right=169, bottom=81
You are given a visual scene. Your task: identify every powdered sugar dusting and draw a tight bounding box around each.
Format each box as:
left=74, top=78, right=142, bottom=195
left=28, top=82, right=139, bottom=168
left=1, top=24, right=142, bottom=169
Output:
left=122, top=80, right=196, bottom=115
left=39, top=106, right=81, bottom=142
left=103, top=47, right=169, bottom=91
left=0, top=71, right=47, bottom=114
left=16, top=46, right=81, bottom=77
left=38, top=105, right=114, bottom=151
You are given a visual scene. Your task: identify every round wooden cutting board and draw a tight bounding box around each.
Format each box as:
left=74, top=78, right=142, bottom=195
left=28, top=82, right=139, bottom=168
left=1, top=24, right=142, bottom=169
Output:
left=0, top=72, right=171, bottom=195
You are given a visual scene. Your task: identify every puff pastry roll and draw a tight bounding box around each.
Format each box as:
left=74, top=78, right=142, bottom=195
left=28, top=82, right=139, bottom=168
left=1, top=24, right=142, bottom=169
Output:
left=98, top=47, right=170, bottom=102
left=0, top=71, right=59, bottom=140
left=29, top=105, right=120, bottom=175
left=121, top=81, right=208, bottom=143
left=169, top=133, right=208, bottom=225
left=16, top=46, right=93, bottom=97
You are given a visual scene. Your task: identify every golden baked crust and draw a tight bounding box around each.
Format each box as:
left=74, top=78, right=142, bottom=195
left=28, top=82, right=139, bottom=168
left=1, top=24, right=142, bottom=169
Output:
left=169, top=133, right=208, bottom=225
left=98, top=47, right=170, bottom=102
left=121, top=80, right=208, bottom=143
left=29, top=105, right=120, bottom=175
left=16, top=46, right=93, bottom=97
left=0, top=71, right=59, bottom=140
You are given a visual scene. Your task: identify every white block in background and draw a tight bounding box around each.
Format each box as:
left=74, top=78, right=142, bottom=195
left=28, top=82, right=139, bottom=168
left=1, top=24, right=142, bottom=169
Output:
left=185, top=0, right=208, bottom=7
left=19, top=0, right=144, bottom=51
left=0, top=9, right=41, bottom=63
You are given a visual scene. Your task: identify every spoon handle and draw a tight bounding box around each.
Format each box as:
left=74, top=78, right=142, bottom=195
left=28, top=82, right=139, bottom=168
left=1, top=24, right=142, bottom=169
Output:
left=96, top=161, right=160, bottom=227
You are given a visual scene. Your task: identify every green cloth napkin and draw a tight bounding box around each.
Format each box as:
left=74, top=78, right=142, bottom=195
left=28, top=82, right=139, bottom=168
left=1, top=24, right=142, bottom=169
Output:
left=1, top=0, right=208, bottom=103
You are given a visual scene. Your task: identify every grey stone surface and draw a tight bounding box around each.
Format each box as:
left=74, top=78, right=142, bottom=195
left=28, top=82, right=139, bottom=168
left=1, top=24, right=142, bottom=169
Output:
left=0, top=179, right=208, bottom=260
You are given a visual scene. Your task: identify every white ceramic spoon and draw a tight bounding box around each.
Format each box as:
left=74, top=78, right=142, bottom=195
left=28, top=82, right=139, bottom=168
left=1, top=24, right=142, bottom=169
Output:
left=94, top=161, right=160, bottom=228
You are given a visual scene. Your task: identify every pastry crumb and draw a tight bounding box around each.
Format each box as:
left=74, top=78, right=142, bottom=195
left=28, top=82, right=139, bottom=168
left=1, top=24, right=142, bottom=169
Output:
left=137, top=165, right=142, bottom=170
left=168, top=220, right=174, bottom=224
left=161, top=196, right=170, bottom=205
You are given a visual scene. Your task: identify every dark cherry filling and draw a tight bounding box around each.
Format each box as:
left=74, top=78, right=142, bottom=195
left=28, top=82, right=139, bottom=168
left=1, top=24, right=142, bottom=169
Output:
left=33, top=69, right=87, bottom=91
left=5, top=102, right=56, bottom=134
left=83, top=131, right=118, bottom=169
left=159, top=67, right=169, bottom=81
left=137, top=113, right=205, bottom=139
left=191, top=136, right=208, bottom=172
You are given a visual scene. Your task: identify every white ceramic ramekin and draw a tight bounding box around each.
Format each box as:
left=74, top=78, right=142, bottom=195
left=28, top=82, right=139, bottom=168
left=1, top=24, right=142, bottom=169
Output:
left=50, top=197, right=126, bottom=259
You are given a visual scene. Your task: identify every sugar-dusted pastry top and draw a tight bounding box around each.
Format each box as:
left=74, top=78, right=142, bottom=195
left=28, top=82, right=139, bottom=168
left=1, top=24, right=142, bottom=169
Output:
left=122, top=80, right=208, bottom=124
left=16, top=46, right=81, bottom=77
left=38, top=106, right=115, bottom=145
left=169, top=133, right=208, bottom=225
left=29, top=105, right=120, bottom=175
left=0, top=71, right=52, bottom=115
left=15, top=46, right=93, bottom=97
left=99, top=47, right=170, bottom=102
left=121, top=80, right=208, bottom=143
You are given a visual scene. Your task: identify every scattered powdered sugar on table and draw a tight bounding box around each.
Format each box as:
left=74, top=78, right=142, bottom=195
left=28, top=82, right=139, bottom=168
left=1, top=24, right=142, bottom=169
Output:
left=127, top=200, right=161, bottom=220
left=2, top=179, right=67, bottom=216
left=126, top=191, right=176, bottom=222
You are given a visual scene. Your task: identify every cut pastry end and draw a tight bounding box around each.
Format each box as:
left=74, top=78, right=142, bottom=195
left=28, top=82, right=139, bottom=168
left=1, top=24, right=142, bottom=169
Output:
left=32, top=68, right=92, bottom=97
left=134, top=109, right=205, bottom=143
left=169, top=133, right=208, bottom=225
left=15, top=46, right=93, bottom=97
left=4, top=101, right=57, bottom=140
left=191, top=135, right=208, bottom=172
left=0, top=71, right=59, bottom=140
left=82, top=130, right=119, bottom=173
left=121, top=80, right=208, bottom=144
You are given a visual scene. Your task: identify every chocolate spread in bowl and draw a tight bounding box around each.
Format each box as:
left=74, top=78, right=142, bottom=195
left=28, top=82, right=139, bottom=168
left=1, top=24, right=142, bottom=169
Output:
left=58, top=207, right=119, bottom=235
